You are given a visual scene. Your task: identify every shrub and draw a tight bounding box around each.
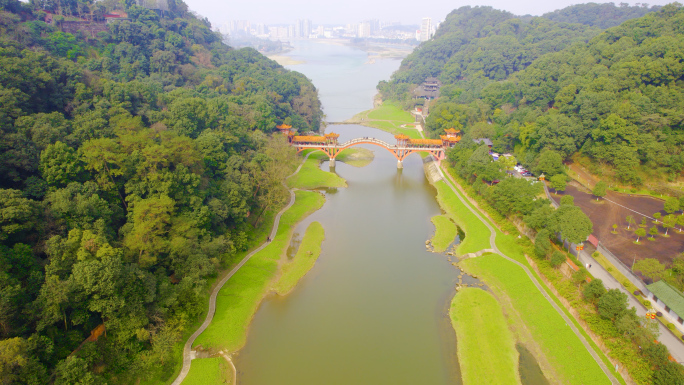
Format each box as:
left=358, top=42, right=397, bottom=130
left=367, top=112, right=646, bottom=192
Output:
left=583, top=279, right=606, bottom=303
left=550, top=250, right=566, bottom=268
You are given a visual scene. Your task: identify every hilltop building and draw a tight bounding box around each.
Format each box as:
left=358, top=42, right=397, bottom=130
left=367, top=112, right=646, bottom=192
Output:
left=414, top=77, right=441, bottom=99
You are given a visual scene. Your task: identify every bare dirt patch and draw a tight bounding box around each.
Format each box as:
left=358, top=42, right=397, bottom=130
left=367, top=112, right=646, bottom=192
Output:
left=549, top=185, right=684, bottom=267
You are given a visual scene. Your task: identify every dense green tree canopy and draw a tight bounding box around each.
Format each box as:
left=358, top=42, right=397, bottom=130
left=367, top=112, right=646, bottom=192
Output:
left=542, top=3, right=659, bottom=29
left=384, top=4, right=684, bottom=187
left=0, top=0, right=322, bottom=383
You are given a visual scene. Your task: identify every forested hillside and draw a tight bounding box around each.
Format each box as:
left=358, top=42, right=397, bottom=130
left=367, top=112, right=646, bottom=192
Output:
left=381, top=3, right=684, bottom=189
left=379, top=6, right=601, bottom=102
left=542, top=2, right=659, bottom=29
left=0, top=0, right=321, bottom=383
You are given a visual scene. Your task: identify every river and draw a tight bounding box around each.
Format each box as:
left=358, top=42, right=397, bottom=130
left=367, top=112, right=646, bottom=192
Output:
left=233, top=40, right=461, bottom=384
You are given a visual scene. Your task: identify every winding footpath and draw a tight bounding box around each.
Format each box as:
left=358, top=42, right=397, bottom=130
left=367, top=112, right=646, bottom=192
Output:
left=437, top=165, right=620, bottom=385
left=171, top=154, right=311, bottom=385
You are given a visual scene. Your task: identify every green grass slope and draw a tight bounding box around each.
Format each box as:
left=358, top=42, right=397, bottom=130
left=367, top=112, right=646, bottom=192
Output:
left=273, top=221, right=325, bottom=295
left=450, top=288, right=520, bottom=385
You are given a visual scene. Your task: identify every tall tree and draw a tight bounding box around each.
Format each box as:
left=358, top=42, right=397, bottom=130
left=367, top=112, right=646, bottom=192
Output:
left=550, top=204, right=593, bottom=244
left=592, top=181, right=607, bottom=201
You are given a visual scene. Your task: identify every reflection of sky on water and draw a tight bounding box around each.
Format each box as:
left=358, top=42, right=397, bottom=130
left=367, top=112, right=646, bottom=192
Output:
left=282, top=40, right=403, bottom=122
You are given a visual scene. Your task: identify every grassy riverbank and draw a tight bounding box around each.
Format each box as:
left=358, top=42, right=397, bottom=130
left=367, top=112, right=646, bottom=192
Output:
left=273, top=221, right=325, bottom=295
left=434, top=180, right=491, bottom=254
left=430, top=215, right=458, bottom=252
left=351, top=101, right=422, bottom=139
left=142, top=208, right=282, bottom=385
left=461, top=254, right=610, bottom=385
left=287, top=156, right=347, bottom=189
left=450, top=288, right=520, bottom=385
left=307, top=148, right=375, bottom=168
left=182, top=357, right=230, bottom=385
left=437, top=166, right=621, bottom=384
left=192, top=190, right=325, bottom=352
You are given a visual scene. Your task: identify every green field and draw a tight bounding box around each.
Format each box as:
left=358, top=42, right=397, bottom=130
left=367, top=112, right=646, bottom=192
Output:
left=430, top=215, right=458, bottom=252
left=439, top=167, right=622, bottom=384
left=450, top=288, right=520, bottom=385
left=434, top=180, right=491, bottom=254
left=192, top=190, right=325, bottom=352
left=307, top=148, right=375, bottom=168
left=273, top=221, right=325, bottom=295
left=461, top=254, right=611, bottom=385
left=367, top=102, right=414, bottom=121
left=182, top=357, right=230, bottom=385
left=287, top=156, right=347, bottom=189
left=352, top=102, right=422, bottom=139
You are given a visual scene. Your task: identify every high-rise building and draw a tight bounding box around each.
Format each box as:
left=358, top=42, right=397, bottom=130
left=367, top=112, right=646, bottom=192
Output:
left=230, top=20, right=250, bottom=34
left=358, top=21, right=371, bottom=38
left=256, top=23, right=266, bottom=35
left=419, top=17, right=432, bottom=41
left=368, top=19, right=380, bottom=35
left=295, top=19, right=312, bottom=38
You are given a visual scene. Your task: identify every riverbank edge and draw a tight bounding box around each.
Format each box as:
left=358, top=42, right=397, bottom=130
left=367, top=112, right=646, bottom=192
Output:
left=172, top=153, right=343, bottom=385
left=430, top=214, right=458, bottom=253
left=346, top=101, right=422, bottom=139
left=450, top=287, right=521, bottom=385
left=190, top=189, right=325, bottom=352
left=438, top=165, right=625, bottom=384
left=272, top=221, right=325, bottom=296
left=287, top=156, right=347, bottom=189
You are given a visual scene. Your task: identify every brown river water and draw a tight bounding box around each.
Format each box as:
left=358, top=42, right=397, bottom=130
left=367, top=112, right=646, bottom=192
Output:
left=233, top=40, right=547, bottom=385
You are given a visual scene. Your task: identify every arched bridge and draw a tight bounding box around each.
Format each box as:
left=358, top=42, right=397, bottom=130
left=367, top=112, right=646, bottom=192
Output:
left=281, top=128, right=462, bottom=168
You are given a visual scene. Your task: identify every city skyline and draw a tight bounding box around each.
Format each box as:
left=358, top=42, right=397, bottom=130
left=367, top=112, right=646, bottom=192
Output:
left=183, top=0, right=674, bottom=29
left=216, top=17, right=432, bottom=42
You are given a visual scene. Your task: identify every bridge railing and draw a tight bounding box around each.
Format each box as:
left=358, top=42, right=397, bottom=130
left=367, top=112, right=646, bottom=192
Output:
left=292, top=137, right=444, bottom=152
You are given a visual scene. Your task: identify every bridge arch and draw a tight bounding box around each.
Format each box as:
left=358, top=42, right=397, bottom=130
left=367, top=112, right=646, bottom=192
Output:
left=293, top=136, right=447, bottom=168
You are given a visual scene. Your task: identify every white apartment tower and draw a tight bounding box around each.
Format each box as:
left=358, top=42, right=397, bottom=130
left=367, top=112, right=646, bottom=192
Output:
left=295, top=19, right=312, bottom=38
left=420, top=17, right=432, bottom=41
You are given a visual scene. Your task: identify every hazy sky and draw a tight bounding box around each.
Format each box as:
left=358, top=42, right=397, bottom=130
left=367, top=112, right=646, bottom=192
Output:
left=183, top=0, right=673, bottom=27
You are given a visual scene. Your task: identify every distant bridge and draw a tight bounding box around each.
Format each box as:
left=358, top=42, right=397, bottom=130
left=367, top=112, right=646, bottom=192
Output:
left=288, top=132, right=461, bottom=168
left=325, top=121, right=361, bottom=125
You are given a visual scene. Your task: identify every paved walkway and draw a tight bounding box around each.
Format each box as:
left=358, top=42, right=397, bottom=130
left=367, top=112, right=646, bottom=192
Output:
left=438, top=165, right=620, bottom=385
left=579, top=252, right=684, bottom=363
left=171, top=154, right=311, bottom=385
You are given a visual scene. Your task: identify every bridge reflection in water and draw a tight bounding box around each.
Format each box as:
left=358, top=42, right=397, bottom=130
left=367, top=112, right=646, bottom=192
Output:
left=279, top=126, right=462, bottom=168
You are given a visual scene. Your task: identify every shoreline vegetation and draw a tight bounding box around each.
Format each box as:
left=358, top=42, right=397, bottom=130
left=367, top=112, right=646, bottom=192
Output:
left=430, top=215, right=459, bottom=253
left=273, top=221, right=325, bottom=296
left=307, top=148, right=375, bottom=168
left=349, top=101, right=422, bottom=139
left=434, top=167, right=619, bottom=384
left=189, top=188, right=325, bottom=344
left=182, top=152, right=350, bottom=384
left=181, top=357, right=230, bottom=385
left=286, top=155, right=347, bottom=189
left=450, top=288, right=520, bottom=385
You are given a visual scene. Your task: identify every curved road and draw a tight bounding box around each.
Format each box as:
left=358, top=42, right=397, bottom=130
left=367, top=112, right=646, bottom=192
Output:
left=171, top=154, right=311, bottom=385
left=437, top=165, right=620, bottom=385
